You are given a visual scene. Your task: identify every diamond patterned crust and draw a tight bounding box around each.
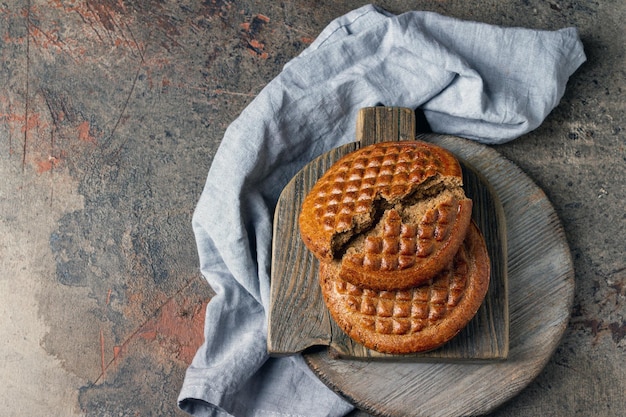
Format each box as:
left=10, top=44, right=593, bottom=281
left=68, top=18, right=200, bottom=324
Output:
left=300, top=141, right=464, bottom=259
left=299, top=141, right=472, bottom=290
left=339, top=195, right=472, bottom=290
left=310, top=142, right=456, bottom=233
left=319, top=222, right=490, bottom=354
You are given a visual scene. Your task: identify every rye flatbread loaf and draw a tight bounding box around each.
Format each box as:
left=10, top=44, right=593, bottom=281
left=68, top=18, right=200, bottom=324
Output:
left=318, top=221, right=490, bottom=354
left=299, top=141, right=473, bottom=290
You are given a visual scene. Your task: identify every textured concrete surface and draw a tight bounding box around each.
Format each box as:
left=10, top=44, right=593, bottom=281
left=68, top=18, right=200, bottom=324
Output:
left=0, top=1, right=623, bottom=416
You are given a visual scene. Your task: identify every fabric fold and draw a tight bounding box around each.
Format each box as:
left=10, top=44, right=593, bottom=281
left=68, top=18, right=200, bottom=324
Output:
left=179, top=4, right=585, bottom=416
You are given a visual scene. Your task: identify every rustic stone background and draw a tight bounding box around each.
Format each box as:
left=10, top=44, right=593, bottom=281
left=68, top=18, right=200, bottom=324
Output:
left=0, top=1, right=623, bottom=416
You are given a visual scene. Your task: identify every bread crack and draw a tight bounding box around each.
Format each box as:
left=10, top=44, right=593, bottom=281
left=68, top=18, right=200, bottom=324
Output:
left=330, top=175, right=465, bottom=261
left=299, top=140, right=473, bottom=290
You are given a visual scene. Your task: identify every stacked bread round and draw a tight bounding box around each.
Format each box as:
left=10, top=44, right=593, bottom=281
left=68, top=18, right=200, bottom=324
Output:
left=299, top=141, right=490, bottom=354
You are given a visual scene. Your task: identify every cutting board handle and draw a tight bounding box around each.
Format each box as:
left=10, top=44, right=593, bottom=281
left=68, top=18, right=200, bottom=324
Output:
left=356, top=107, right=416, bottom=147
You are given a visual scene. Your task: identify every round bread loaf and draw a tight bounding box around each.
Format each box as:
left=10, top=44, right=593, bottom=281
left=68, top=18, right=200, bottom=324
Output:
left=318, top=221, right=490, bottom=354
left=299, top=141, right=473, bottom=290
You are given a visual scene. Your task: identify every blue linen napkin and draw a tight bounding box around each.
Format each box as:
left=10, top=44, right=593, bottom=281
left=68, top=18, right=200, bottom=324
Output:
left=178, top=4, right=585, bottom=416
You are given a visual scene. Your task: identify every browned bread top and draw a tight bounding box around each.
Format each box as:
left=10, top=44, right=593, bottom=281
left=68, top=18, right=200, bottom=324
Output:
left=318, top=221, right=490, bottom=355
left=338, top=192, right=472, bottom=290
left=299, top=140, right=472, bottom=290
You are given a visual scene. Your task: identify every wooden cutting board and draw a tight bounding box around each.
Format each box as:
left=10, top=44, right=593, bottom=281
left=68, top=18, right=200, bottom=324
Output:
left=268, top=107, right=508, bottom=360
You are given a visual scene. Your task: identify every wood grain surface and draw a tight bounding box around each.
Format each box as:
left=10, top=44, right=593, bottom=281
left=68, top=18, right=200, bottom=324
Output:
left=304, top=133, right=575, bottom=417
left=268, top=107, right=509, bottom=360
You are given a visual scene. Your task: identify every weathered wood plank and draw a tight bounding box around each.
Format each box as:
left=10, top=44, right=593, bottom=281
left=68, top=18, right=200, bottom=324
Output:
left=268, top=107, right=508, bottom=360
left=356, top=107, right=416, bottom=146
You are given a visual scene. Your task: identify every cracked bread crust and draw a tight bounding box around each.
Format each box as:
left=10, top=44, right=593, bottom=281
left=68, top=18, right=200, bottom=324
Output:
left=319, top=221, right=490, bottom=354
left=339, top=193, right=472, bottom=290
left=299, top=141, right=472, bottom=290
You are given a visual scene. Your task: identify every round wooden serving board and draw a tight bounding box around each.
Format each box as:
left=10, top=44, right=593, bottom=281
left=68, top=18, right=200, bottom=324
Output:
left=303, top=133, right=575, bottom=416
